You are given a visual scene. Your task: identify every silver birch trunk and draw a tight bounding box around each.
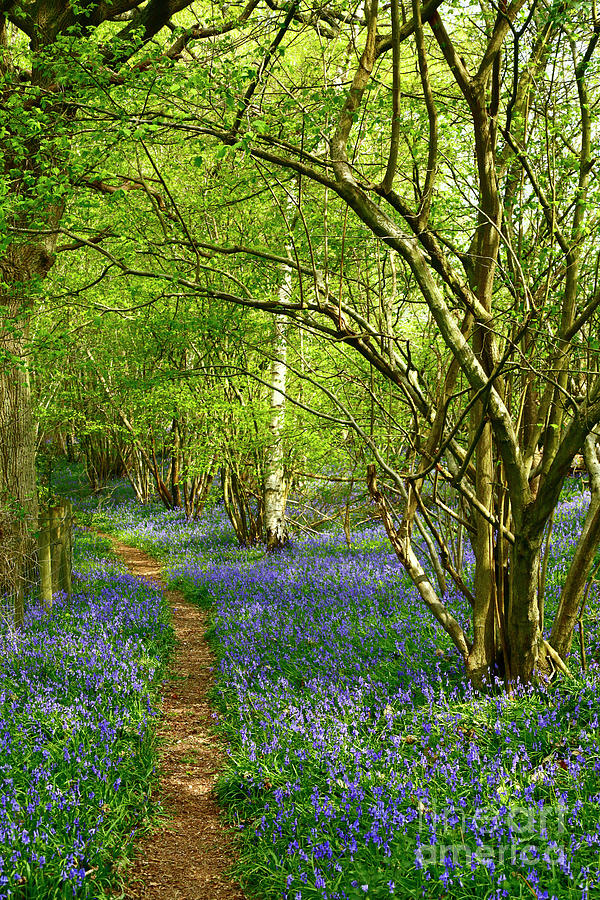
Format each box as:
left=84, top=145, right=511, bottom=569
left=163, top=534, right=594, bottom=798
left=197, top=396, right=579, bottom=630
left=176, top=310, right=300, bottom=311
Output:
left=264, top=264, right=292, bottom=552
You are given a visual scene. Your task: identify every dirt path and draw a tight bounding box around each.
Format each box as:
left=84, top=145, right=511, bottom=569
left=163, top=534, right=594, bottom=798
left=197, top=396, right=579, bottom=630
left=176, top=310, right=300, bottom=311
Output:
left=101, top=534, right=248, bottom=900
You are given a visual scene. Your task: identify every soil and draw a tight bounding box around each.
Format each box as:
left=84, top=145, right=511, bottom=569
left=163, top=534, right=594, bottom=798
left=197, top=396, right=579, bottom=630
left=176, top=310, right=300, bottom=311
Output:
left=100, top=534, right=248, bottom=900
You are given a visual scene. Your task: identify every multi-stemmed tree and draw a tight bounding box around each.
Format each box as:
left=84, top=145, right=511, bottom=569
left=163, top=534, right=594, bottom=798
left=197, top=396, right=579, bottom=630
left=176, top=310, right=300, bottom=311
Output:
left=110, top=0, right=599, bottom=684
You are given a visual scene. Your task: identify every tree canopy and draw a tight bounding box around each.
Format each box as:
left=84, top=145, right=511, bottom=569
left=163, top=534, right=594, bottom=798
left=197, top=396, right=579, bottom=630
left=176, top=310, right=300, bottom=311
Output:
left=1, top=0, right=600, bottom=685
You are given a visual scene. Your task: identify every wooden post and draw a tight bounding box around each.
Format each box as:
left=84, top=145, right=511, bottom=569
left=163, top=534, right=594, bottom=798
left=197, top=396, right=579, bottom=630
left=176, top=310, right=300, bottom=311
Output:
left=60, top=500, right=73, bottom=597
left=39, top=500, right=73, bottom=603
left=39, top=510, right=53, bottom=609
left=50, top=506, right=61, bottom=594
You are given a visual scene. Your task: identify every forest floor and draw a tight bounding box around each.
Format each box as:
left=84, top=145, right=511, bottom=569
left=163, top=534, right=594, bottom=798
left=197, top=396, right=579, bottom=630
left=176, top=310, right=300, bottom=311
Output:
left=62, top=482, right=599, bottom=900
left=99, top=533, right=247, bottom=900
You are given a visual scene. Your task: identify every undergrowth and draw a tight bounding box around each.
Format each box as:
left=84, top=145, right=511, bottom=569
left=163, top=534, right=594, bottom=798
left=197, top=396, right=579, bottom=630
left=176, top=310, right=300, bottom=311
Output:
left=0, top=529, right=172, bottom=898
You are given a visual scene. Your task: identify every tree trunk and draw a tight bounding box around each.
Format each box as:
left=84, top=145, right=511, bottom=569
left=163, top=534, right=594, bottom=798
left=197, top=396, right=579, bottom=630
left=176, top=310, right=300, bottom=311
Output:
left=550, top=430, right=600, bottom=660
left=224, top=463, right=263, bottom=547
left=507, top=529, right=547, bottom=682
left=264, top=313, right=289, bottom=552
left=467, top=420, right=499, bottom=686
left=0, top=253, right=45, bottom=624
left=65, top=429, right=77, bottom=462
left=170, top=418, right=182, bottom=509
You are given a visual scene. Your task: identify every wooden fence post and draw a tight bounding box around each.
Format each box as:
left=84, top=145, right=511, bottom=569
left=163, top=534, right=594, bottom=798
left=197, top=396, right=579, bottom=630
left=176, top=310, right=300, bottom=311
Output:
left=39, top=509, right=53, bottom=609
left=50, top=506, right=62, bottom=594
left=38, top=500, right=73, bottom=605
left=60, top=500, right=73, bottom=597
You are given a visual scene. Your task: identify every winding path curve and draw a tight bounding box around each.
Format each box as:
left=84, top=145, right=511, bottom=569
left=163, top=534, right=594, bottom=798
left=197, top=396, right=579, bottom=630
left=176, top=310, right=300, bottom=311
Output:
left=101, top=533, right=247, bottom=900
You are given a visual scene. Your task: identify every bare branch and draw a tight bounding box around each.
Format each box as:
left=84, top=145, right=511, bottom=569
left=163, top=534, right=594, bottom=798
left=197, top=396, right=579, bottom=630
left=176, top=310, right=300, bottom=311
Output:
left=367, top=465, right=471, bottom=659
left=380, top=0, right=402, bottom=193
left=411, top=0, right=437, bottom=228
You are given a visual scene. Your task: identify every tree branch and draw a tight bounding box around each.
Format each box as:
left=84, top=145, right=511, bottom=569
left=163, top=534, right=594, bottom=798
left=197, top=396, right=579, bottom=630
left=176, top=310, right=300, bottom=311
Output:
left=367, top=464, right=472, bottom=659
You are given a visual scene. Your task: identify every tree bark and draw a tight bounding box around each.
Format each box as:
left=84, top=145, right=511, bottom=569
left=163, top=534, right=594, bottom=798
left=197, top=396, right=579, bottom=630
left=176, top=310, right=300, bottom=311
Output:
left=264, top=311, right=289, bottom=552
left=507, top=526, right=549, bottom=683
left=0, top=250, right=47, bottom=622
left=550, top=430, right=600, bottom=660
left=170, top=417, right=182, bottom=509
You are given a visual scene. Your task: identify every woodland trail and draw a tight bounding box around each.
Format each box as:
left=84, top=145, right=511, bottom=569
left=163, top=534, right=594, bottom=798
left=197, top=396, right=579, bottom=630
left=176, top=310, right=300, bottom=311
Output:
left=99, top=533, right=247, bottom=900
